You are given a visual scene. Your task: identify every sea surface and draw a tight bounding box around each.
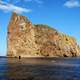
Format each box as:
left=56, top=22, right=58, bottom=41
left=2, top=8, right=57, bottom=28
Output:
left=0, top=57, right=80, bottom=80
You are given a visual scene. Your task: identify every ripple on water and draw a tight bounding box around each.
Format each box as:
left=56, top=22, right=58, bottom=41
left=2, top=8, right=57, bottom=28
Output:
left=0, top=57, right=80, bottom=80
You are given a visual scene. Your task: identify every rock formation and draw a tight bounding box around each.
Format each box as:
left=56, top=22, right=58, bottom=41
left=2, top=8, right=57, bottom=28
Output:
left=7, top=13, right=80, bottom=57
left=7, top=13, right=38, bottom=57
left=34, top=25, right=80, bottom=57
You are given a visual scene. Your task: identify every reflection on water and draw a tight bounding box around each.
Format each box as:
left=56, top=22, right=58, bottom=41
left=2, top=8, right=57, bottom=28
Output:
left=0, top=57, right=80, bottom=80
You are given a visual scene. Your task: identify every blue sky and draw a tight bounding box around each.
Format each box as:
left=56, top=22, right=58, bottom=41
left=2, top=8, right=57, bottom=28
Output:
left=0, top=0, right=80, bottom=56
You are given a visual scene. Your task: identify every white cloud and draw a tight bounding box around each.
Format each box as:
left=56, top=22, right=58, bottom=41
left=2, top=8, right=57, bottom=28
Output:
left=34, top=0, right=43, bottom=4
left=24, top=0, right=32, bottom=2
left=0, top=1, right=31, bottom=14
left=64, top=0, right=80, bottom=8
left=23, top=0, right=43, bottom=8
left=23, top=0, right=43, bottom=4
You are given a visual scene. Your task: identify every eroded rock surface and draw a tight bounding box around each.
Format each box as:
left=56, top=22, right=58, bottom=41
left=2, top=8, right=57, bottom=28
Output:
left=34, top=25, right=80, bottom=57
left=7, top=13, right=38, bottom=57
left=7, top=13, right=80, bottom=57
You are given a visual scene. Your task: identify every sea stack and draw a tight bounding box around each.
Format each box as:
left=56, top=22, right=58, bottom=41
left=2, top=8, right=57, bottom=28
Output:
left=7, top=13, right=38, bottom=57
left=7, top=13, right=80, bottom=57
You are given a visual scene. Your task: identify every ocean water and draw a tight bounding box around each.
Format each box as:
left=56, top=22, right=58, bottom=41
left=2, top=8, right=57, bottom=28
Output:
left=0, top=57, right=80, bottom=80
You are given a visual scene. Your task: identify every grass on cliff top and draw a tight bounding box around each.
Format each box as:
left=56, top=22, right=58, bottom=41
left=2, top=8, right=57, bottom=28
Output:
left=34, top=24, right=57, bottom=31
left=34, top=24, right=79, bottom=45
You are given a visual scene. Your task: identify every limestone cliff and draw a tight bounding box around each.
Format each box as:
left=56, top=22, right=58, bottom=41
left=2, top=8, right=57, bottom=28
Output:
left=34, top=25, right=80, bottom=57
left=7, top=13, right=80, bottom=57
left=7, top=13, right=38, bottom=57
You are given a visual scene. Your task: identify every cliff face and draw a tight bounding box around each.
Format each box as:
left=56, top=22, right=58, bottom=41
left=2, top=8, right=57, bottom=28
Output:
left=7, top=13, right=80, bottom=57
left=34, top=25, right=80, bottom=57
left=7, top=13, right=38, bottom=57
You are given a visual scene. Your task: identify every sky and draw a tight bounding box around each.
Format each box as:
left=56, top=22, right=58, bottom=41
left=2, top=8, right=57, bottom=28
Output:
left=0, top=0, right=80, bottom=56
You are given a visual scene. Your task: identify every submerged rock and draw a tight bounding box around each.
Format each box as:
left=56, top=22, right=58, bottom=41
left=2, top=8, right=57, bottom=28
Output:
left=7, top=13, right=80, bottom=57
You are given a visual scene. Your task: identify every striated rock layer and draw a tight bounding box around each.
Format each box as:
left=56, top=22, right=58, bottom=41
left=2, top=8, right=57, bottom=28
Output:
left=7, top=13, right=80, bottom=57
left=7, top=13, right=38, bottom=57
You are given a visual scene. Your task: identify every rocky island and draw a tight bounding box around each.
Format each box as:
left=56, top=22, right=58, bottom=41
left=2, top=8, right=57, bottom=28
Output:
left=7, top=13, right=80, bottom=57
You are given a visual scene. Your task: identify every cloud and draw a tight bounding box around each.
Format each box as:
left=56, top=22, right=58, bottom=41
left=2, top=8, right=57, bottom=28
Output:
left=24, top=0, right=33, bottom=2
left=0, top=1, right=31, bottom=14
left=8, top=0, right=43, bottom=4
left=34, top=0, right=43, bottom=4
left=22, top=0, right=43, bottom=8
left=23, top=0, right=43, bottom=4
left=64, top=0, right=80, bottom=8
